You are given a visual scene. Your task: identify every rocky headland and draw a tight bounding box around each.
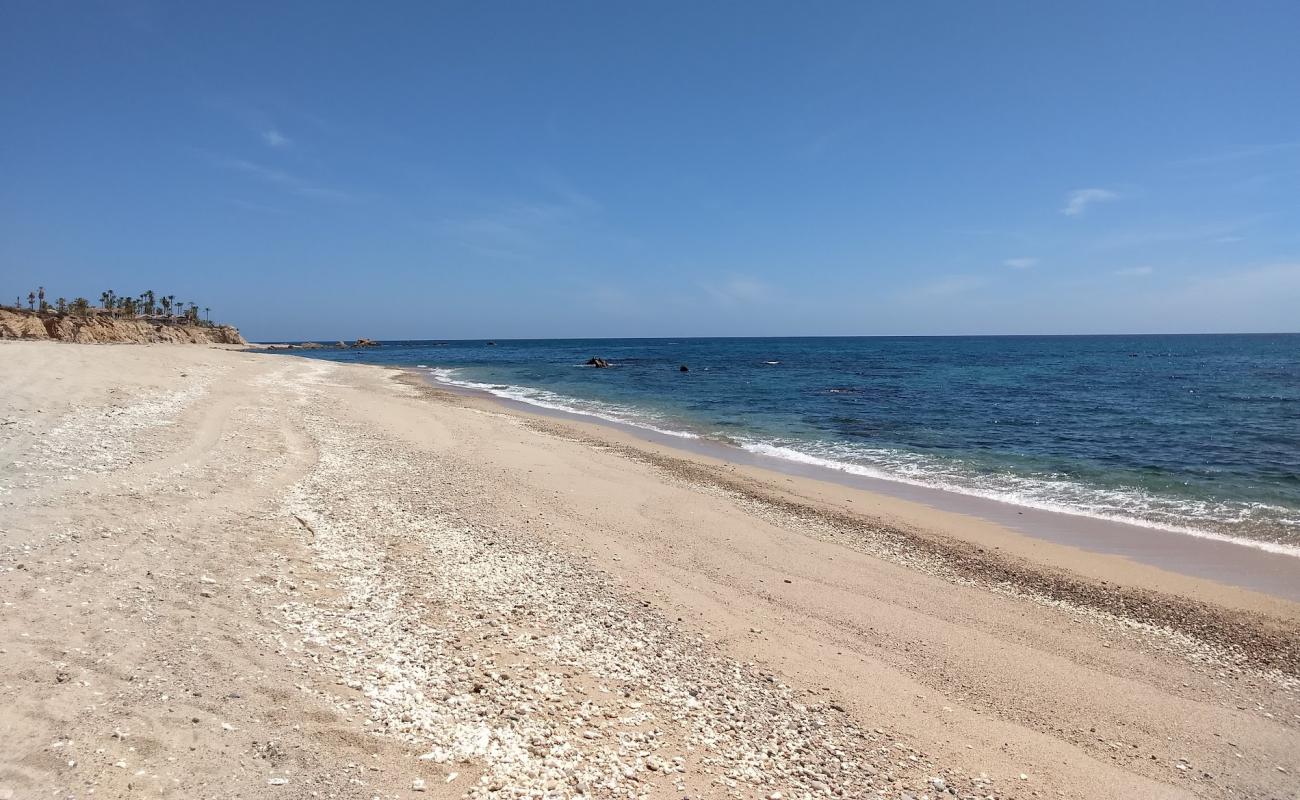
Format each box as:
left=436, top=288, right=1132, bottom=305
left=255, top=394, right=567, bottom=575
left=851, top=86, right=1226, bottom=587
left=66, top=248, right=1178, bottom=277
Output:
left=0, top=308, right=246, bottom=345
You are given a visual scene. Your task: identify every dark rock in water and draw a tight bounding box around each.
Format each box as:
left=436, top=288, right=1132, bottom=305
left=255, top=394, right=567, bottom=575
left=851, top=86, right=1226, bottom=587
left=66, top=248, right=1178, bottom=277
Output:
left=587, top=357, right=611, bottom=368
left=487, top=341, right=497, bottom=346
left=352, top=338, right=380, bottom=347
left=679, top=364, right=689, bottom=372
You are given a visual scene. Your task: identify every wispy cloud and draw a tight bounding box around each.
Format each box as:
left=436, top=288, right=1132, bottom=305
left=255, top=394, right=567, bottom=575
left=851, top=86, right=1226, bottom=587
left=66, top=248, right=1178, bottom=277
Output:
left=201, top=95, right=338, bottom=150
left=435, top=176, right=601, bottom=259
left=1232, top=169, right=1300, bottom=192
left=214, top=155, right=354, bottom=201
left=1172, top=141, right=1300, bottom=167
left=701, top=275, right=773, bottom=306
left=1004, top=257, right=1038, bottom=270
left=948, top=227, right=1033, bottom=243
left=435, top=208, right=550, bottom=259
left=798, top=119, right=871, bottom=159
left=1062, top=188, right=1119, bottom=217
left=1164, top=264, right=1300, bottom=329
left=907, top=275, right=990, bottom=298
left=222, top=198, right=293, bottom=216
left=1114, top=266, right=1154, bottom=277
left=534, top=168, right=601, bottom=214
left=1093, top=217, right=1261, bottom=250
left=262, top=128, right=292, bottom=148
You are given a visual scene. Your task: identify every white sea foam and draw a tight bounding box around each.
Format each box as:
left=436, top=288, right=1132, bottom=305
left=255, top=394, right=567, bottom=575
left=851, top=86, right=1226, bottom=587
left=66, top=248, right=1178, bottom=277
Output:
left=426, top=368, right=701, bottom=440
left=737, top=440, right=1300, bottom=558
left=423, top=367, right=1300, bottom=557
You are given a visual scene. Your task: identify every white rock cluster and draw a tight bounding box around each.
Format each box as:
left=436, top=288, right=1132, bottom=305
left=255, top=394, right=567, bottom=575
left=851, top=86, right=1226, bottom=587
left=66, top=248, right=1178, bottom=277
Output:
left=275, top=397, right=973, bottom=798
left=5, top=367, right=220, bottom=494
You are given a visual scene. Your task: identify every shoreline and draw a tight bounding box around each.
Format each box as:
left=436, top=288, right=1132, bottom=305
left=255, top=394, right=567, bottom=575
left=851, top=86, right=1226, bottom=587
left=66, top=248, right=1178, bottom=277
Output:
left=5, top=341, right=1298, bottom=800
left=411, top=363, right=1299, bottom=558
left=398, top=368, right=1300, bottom=679
left=415, top=368, right=1300, bottom=604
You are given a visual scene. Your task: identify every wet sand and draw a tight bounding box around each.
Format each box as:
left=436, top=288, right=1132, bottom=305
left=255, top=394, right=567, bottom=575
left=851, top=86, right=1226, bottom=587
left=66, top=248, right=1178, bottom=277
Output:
left=425, top=373, right=1300, bottom=603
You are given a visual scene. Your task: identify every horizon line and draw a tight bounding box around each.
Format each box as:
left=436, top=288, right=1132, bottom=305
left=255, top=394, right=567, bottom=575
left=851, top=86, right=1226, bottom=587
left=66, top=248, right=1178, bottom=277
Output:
left=253, top=330, right=1300, bottom=344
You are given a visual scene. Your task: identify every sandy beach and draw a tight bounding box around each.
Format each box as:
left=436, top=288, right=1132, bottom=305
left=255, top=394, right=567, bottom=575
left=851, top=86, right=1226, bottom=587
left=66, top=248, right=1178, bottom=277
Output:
left=2, top=341, right=1297, bottom=800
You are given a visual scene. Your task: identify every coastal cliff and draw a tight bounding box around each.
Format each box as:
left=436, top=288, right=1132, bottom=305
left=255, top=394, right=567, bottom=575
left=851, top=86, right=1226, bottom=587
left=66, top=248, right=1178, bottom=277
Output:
left=0, top=308, right=246, bottom=345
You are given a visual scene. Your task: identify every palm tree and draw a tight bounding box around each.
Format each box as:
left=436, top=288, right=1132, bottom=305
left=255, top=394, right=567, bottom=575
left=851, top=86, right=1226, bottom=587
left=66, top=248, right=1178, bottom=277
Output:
left=72, top=297, right=90, bottom=315
left=37, top=286, right=45, bottom=311
left=27, top=291, right=35, bottom=311
left=204, top=306, right=211, bottom=324
left=56, top=297, right=67, bottom=314
left=143, top=289, right=156, bottom=316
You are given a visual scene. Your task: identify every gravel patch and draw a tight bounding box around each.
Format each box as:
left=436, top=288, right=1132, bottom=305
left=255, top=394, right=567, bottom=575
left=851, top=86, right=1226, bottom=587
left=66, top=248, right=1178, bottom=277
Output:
left=3, top=366, right=222, bottom=495
left=274, top=395, right=990, bottom=799
left=518, top=416, right=1300, bottom=687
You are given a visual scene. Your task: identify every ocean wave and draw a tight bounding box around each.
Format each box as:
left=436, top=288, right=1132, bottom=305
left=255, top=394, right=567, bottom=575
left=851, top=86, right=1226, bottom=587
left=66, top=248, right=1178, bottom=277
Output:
left=426, top=368, right=701, bottom=440
left=737, top=439, right=1300, bottom=557
left=422, top=367, right=1300, bottom=557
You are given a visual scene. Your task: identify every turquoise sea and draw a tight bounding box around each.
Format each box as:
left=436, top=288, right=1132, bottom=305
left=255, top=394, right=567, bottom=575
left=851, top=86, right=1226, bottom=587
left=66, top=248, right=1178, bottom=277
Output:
left=265, top=335, right=1300, bottom=553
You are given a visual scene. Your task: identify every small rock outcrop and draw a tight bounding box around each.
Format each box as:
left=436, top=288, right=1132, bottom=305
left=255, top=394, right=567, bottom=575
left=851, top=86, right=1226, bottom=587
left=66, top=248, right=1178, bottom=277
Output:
left=586, top=357, right=611, bottom=368
left=0, top=310, right=47, bottom=339
left=679, top=364, right=689, bottom=372
left=0, top=309, right=246, bottom=345
left=351, top=338, right=380, bottom=348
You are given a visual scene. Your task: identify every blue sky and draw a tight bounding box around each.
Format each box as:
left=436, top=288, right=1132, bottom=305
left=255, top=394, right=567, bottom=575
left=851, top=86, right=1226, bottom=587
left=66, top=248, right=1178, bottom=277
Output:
left=3, top=1, right=1299, bottom=340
